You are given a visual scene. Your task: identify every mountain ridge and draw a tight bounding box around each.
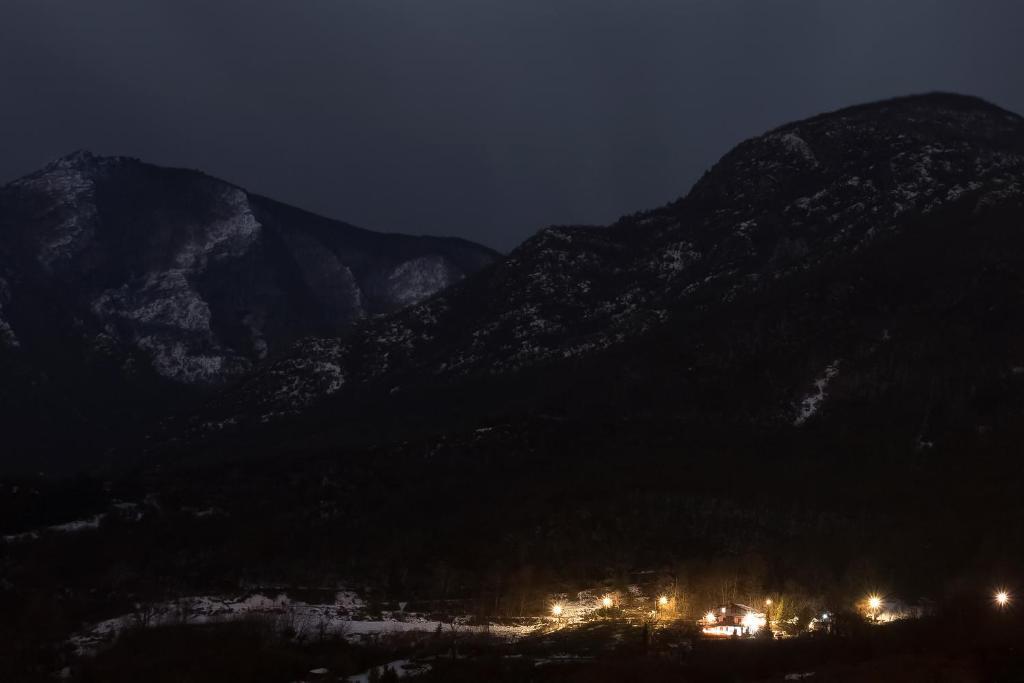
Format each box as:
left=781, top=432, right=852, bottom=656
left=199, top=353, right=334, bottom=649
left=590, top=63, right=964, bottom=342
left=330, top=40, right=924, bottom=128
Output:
left=178, top=92, right=1024, bottom=458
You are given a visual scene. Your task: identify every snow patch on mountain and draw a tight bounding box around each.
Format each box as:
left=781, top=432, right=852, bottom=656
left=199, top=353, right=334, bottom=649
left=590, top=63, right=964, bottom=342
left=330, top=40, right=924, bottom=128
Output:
left=253, top=338, right=348, bottom=418
left=794, top=361, right=840, bottom=426
left=11, top=152, right=101, bottom=270
left=96, top=271, right=212, bottom=332
left=90, top=188, right=261, bottom=383
left=138, top=338, right=231, bottom=384
left=175, top=189, right=261, bottom=267
left=774, top=132, right=818, bottom=165
left=656, top=242, right=702, bottom=278
left=386, top=255, right=457, bottom=307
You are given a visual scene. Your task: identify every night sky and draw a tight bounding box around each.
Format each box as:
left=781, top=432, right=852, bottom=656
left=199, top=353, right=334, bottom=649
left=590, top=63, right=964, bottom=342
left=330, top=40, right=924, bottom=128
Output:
left=2, top=1, right=1023, bottom=251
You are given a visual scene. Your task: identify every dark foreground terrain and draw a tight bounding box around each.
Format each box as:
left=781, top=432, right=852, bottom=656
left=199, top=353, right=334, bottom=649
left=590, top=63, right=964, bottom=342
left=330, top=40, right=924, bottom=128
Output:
left=3, top=422, right=1023, bottom=681
left=69, top=608, right=1024, bottom=683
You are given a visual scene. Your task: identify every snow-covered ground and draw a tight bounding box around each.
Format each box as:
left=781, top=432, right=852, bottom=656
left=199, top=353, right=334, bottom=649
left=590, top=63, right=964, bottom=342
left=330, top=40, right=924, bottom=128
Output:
left=346, top=659, right=432, bottom=682
left=67, top=585, right=628, bottom=658
left=68, top=591, right=552, bottom=656
left=2, top=502, right=144, bottom=544
left=3, top=515, right=103, bottom=543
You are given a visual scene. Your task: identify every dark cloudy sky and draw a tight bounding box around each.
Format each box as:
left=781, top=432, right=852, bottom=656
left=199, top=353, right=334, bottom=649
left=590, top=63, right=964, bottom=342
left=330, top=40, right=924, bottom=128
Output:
left=2, top=1, right=1023, bottom=251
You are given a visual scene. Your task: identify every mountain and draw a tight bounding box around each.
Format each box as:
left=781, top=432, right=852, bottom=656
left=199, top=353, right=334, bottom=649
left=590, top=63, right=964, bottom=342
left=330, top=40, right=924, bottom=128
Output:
left=0, top=152, right=498, bottom=468
left=192, top=93, right=1024, bottom=457
left=6, top=96, right=1024, bottom=683
left=89, top=93, right=1024, bottom=609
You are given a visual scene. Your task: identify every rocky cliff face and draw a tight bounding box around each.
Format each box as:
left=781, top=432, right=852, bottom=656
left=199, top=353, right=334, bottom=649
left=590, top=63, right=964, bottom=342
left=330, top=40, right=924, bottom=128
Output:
left=201, top=94, right=1024, bottom=451
left=0, top=153, right=498, bottom=465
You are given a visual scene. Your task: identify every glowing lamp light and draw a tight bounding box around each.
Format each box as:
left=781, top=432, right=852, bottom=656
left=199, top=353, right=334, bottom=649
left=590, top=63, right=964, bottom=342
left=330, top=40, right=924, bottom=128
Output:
left=704, top=611, right=717, bottom=624
left=601, top=596, right=613, bottom=609
left=658, top=595, right=669, bottom=607
left=996, top=591, right=1010, bottom=608
left=741, top=611, right=764, bottom=634
left=868, top=595, right=882, bottom=611
left=765, top=598, right=773, bottom=606
left=721, top=607, right=727, bottom=613
left=551, top=604, right=564, bottom=617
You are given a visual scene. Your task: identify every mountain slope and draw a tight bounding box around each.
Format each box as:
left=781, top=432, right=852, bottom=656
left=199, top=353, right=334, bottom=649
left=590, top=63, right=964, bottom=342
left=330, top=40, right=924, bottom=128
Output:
left=195, top=93, right=1024, bottom=454
left=0, top=152, right=498, bottom=467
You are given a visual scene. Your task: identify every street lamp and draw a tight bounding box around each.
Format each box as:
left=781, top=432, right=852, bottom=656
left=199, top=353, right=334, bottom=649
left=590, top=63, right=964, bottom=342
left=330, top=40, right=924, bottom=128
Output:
left=658, top=595, right=669, bottom=607
left=552, top=603, right=563, bottom=618
left=602, top=596, right=613, bottom=609
left=996, top=591, right=1010, bottom=608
